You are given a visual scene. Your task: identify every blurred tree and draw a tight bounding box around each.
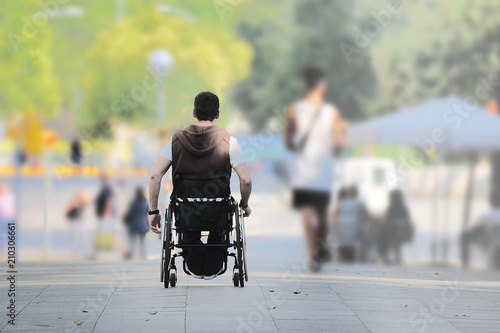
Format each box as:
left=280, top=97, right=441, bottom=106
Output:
left=230, top=0, right=378, bottom=130
left=82, top=8, right=252, bottom=137
left=0, top=1, right=60, bottom=117
left=367, top=0, right=500, bottom=114
left=47, top=0, right=242, bottom=116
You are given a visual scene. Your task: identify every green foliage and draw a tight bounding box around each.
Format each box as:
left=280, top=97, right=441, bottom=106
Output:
left=367, top=0, right=500, bottom=114
left=230, top=0, right=378, bottom=130
left=81, top=6, right=251, bottom=137
left=47, top=0, right=242, bottom=108
left=0, top=1, right=60, bottom=116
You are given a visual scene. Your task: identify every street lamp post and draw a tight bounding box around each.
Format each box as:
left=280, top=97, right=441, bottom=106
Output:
left=148, top=50, right=174, bottom=124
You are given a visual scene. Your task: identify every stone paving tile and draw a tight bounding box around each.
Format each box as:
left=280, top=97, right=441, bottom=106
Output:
left=449, top=318, right=500, bottom=333
left=343, top=299, right=423, bottom=311
left=3, top=261, right=500, bottom=332
left=365, top=323, right=462, bottom=333
left=278, top=329, right=368, bottom=333
left=269, top=310, right=355, bottom=320
left=186, top=318, right=277, bottom=333
left=263, top=300, right=350, bottom=312
left=441, top=309, right=500, bottom=320
left=274, top=318, right=368, bottom=331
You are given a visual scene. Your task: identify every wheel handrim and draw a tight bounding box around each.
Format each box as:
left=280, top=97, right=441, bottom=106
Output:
left=240, top=209, right=248, bottom=282
left=235, top=204, right=246, bottom=286
left=162, top=206, right=172, bottom=287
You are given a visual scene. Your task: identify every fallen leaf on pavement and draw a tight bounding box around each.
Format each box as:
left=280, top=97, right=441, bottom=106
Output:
left=404, top=305, right=408, bottom=307
left=148, top=311, right=158, bottom=315
left=269, top=290, right=275, bottom=292
left=35, top=302, right=40, bottom=304
left=271, top=307, right=276, bottom=309
left=74, top=322, right=83, bottom=326
left=292, top=290, right=301, bottom=294
left=82, top=310, right=88, bottom=313
left=145, top=319, right=150, bottom=322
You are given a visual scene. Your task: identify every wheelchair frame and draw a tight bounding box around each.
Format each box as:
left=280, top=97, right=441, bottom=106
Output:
left=160, top=197, right=248, bottom=288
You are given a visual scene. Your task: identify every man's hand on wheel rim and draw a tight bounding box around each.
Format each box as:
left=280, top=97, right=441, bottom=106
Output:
left=149, top=214, right=161, bottom=234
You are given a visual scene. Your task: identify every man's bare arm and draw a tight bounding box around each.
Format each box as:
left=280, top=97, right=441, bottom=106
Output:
left=233, top=162, right=252, bottom=217
left=332, top=108, right=345, bottom=155
left=149, top=156, right=172, bottom=210
left=285, top=105, right=297, bottom=151
left=148, top=156, right=172, bottom=233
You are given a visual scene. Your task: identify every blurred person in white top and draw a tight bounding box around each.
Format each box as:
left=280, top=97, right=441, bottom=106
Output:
left=285, top=67, right=344, bottom=270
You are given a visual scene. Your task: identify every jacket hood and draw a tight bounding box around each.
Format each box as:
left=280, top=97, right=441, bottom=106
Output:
left=174, top=125, right=228, bottom=157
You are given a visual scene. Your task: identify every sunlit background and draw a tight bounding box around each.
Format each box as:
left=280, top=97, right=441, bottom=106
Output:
left=1, top=0, right=500, bottom=270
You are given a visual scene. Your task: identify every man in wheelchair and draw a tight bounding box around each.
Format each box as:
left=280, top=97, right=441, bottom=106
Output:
left=148, top=91, right=252, bottom=281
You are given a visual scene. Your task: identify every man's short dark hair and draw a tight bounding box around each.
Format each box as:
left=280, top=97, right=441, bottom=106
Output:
left=303, top=67, right=326, bottom=91
left=194, top=91, right=219, bottom=121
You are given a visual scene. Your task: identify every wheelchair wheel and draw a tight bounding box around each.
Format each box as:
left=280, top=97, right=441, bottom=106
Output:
left=233, top=272, right=240, bottom=287
left=235, top=205, right=247, bottom=287
left=161, top=206, right=173, bottom=288
left=170, top=271, right=177, bottom=287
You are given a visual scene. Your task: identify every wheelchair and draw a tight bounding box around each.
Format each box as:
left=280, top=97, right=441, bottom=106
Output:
left=160, top=176, right=248, bottom=288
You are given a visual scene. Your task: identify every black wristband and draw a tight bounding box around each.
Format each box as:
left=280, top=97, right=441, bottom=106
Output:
left=148, top=210, right=160, bottom=215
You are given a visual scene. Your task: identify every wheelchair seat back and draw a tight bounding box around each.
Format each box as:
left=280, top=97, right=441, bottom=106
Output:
left=172, top=176, right=233, bottom=231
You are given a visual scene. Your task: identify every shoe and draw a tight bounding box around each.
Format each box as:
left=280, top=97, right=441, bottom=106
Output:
left=315, top=252, right=331, bottom=263
left=314, top=247, right=331, bottom=263
left=307, top=258, right=320, bottom=273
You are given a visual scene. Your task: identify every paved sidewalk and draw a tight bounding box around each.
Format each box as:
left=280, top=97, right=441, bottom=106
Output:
left=1, top=261, right=499, bottom=333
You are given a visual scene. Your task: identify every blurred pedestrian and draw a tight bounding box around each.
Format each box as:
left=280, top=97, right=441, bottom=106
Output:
left=461, top=194, right=500, bottom=269
left=285, top=67, right=344, bottom=271
left=334, top=186, right=369, bottom=262
left=349, top=186, right=374, bottom=262
left=124, top=187, right=150, bottom=260
left=378, top=189, right=413, bottom=265
left=66, top=190, right=88, bottom=258
left=0, top=184, right=16, bottom=259
left=92, top=173, right=125, bottom=258
left=70, top=139, right=83, bottom=167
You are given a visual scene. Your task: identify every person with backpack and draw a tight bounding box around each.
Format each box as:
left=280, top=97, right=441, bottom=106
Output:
left=123, top=187, right=150, bottom=260
left=285, top=67, right=345, bottom=271
left=379, top=189, right=414, bottom=265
